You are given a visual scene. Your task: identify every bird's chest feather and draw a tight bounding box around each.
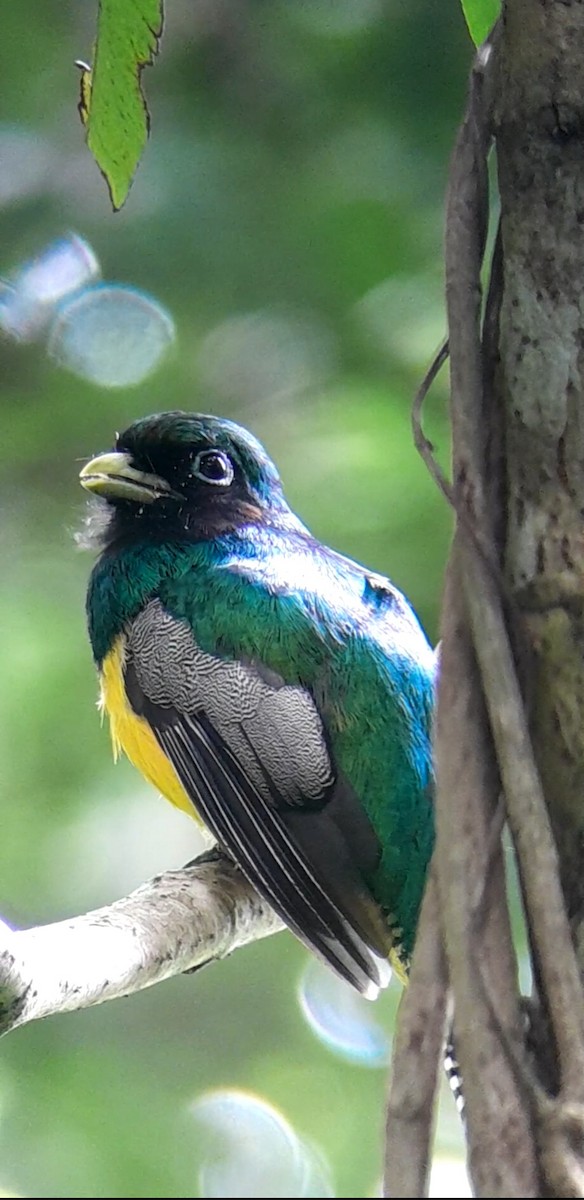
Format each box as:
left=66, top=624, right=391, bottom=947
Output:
left=99, top=633, right=198, bottom=819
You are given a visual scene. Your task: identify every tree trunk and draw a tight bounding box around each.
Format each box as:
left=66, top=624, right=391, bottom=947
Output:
left=385, top=3, right=584, bottom=1195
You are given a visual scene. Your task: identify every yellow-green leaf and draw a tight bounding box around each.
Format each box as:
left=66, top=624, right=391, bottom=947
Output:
left=460, top=0, right=500, bottom=45
left=79, top=0, right=163, bottom=211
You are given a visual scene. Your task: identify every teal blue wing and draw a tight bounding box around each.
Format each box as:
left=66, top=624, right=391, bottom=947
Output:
left=157, top=532, right=436, bottom=964
left=124, top=597, right=393, bottom=997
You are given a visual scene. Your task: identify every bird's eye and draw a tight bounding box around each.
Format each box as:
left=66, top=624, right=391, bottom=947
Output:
left=192, top=448, right=234, bottom=487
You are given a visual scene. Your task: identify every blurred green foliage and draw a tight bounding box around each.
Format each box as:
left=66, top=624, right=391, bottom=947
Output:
left=0, top=2, right=471, bottom=1196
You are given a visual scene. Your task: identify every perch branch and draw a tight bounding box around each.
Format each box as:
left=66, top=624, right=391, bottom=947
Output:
left=0, top=850, right=283, bottom=1036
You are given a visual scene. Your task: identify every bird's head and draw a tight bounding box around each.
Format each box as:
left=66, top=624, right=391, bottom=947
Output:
left=79, top=410, right=298, bottom=549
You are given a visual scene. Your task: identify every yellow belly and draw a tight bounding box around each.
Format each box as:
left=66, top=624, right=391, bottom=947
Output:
left=100, top=635, right=199, bottom=819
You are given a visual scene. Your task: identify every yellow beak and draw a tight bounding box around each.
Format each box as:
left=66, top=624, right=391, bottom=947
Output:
left=79, top=451, right=178, bottom=504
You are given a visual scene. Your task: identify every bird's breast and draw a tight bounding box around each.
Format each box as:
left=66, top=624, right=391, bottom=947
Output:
left=99, top=634, right=199, bottom=819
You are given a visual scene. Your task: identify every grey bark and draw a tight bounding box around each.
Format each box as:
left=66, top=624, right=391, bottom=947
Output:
left=385, top=3, right=584, bottom=1196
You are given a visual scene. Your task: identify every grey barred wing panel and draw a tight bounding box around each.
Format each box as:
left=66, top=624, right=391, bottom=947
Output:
left=125, top=599, right=392, bottom=996
left=128, top=599, right=333, bottom=805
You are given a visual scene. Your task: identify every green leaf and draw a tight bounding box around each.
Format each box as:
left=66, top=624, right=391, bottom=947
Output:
left=79, top=0, right=163, bottom=210
left=460, top=0, right=500, bottom=45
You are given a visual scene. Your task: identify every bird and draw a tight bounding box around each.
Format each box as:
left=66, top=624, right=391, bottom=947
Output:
left=79, top=410, right=436, bottom=998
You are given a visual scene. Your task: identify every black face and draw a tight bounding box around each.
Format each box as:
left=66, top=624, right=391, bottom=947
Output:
left=79, top=410, right=287, bottom=551
left=117, top=431, right=234, bottom=495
